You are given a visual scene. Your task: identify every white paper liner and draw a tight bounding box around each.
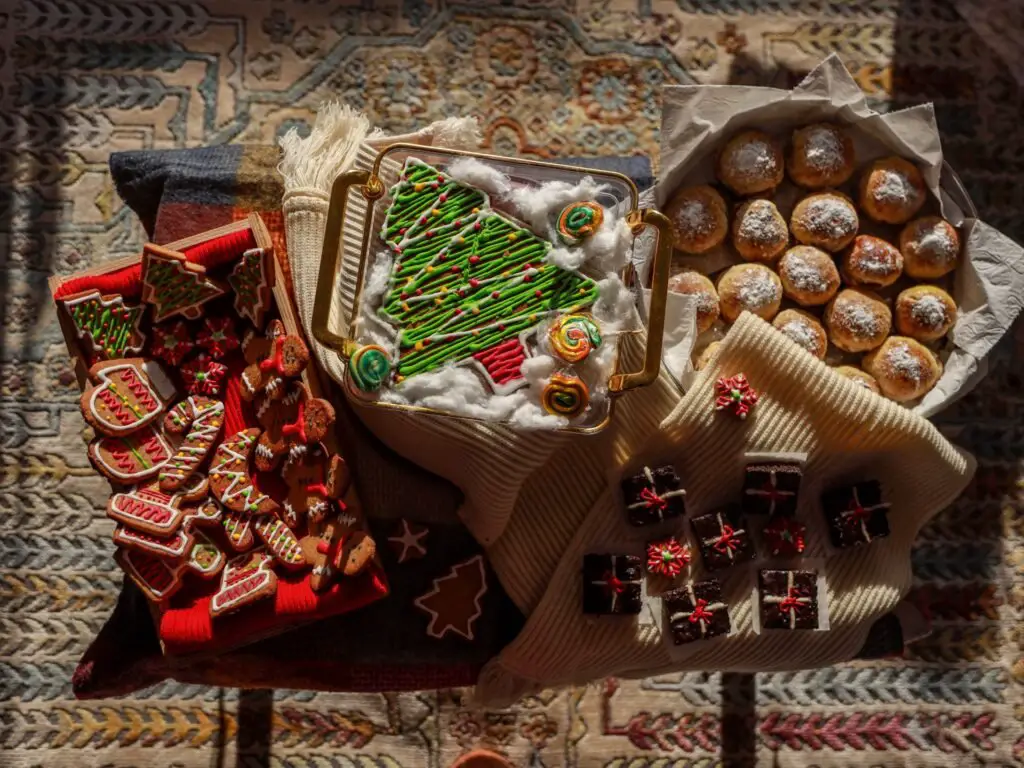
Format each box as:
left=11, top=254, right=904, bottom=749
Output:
left=647, top=54, right=1024, bottom=418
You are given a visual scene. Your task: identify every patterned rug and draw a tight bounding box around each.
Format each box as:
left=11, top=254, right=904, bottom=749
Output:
left=2, top=1, right=1023, bottom=765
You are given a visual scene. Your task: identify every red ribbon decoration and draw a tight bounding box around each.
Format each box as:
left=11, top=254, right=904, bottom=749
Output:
left=640, top=486, right=667, bottom=510
left=778, top=588, right=807, bottom=614
left=601, top=571, right=624, bottom=594
left=714, top=524, right=740, bottom=553
left=688, top=598, right=714, bottom=624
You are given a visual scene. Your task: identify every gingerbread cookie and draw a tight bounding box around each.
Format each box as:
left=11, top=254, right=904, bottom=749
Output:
left=113, top=523, right=194, bottom=561
left=282, top=444, right=347, bottom=529
left=301, top=521, right=376, bottom=591
left=89, top=423, right=175, bottom=485
left=197, top=316, right=240, bottom=359
left=62, top=290, right=146, bottom=362
left=176, top=472, right=210, bottom=503
left=253, top=383, right=335, bottom=472
left=240, top=320, right=309, bottom=401
left=254, top=516, right=308, bottom=570
left=107, top=480, right=187, bottom=536
left=185, top=530, right=226, bottom=579
left=229, top=246, right=274, bottom=329
left=414, top=555, right=488, bottom=641
left=159, top=396, right=225, bottom=491
left=141, top=243, right=227, bottom=323
left=221, top=507, right=256, bottom=552
left=388, top=519, right=429, bottom=563
left=149, top=321, right=195, bottom=367
left=210, top=550, right=277, bottom=618
left=208, top=428, right=280, bottom=517
left=115, top=547, right=186, bottom=603
left=181, top=354, right=229, bottom=398
left=80, top=358, right=177, bottom=437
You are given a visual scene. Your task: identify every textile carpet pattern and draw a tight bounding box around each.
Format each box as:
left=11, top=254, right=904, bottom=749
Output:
left=1, top=1, right=1022, bottom=766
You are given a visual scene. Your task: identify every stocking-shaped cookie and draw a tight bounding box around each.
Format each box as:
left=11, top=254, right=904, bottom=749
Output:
left=281, top=444, right=349, bottom=529
left=240, top=320, right=309, bottom=401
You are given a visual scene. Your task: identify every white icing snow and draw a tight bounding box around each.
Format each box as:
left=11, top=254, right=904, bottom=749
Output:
left=779, top=320, right=819, bottom=353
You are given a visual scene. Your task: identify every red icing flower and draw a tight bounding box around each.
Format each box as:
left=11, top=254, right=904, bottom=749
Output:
left=714, top=373, right=758, bottom=419
left=197, top=316, right=239, bottom=359
left=150, top=321, right=194, bottom=366
left=646, top=537, right=690, bottom=578
left=181, top=353, right=228, bottom=396
left=763, top=516, right=807, bottom=557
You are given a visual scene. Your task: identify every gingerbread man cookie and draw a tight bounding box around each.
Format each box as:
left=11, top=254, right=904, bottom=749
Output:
left=207, top=428, right=280, bottom=517
left=253, top=383, right=336, bottom=472
left=210, top=550, right=277, bottom=618
left=282, top=444, right=349, bottom=529
left=141, top=243, right=227, bottom=323
left=300, top=515, right=376, bottom=591
left=80, top=358, right=177, bottom=437
left=240, top=320, right=309, bottom=401
left=159, top=395, right=225, bottom=492
left=228, top=246, right=274, bottom=329
left=89, top=423, right=175, bottom=485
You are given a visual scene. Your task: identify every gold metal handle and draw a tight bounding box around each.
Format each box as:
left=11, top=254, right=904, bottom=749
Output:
left=312, top=169, right=378, bottom=359
left=608, top=209, right=674, bottom=393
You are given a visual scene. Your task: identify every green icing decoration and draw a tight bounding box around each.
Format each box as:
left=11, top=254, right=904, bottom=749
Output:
left=65, top=291, right=146, bottom=360
left=143, top=250, right=225, bottom=322
left=376, top=159, right=601, bottom=380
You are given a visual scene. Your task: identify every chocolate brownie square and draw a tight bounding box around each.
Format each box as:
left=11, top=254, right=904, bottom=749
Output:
left=621, top=465, right=686, bottom=527
left=759, top=569, right=819, bottom=630
left=664, top=579, right=731, bottom=644
left=691, top=510, right=756, bottom=571
left=582, top=553, right=643, bottom=615
left=742, top=462, right=802, bottom=518
left=822, top=480, right=891, bottom=548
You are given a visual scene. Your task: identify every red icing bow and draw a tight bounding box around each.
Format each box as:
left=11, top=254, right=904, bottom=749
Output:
left=714, top=374, right=758, bottom=419
left=688, top=598, right=715, bottom=624
left=778, top=588, right=808, bottom=614
left=601, top=571, right=624, bottom=594
left=714, top=524, right=741, bottom=553
left=640, top=487, right=667, bottom=510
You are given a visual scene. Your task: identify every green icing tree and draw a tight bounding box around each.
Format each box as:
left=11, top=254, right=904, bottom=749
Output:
left=378, top=159, right=600, bottom=380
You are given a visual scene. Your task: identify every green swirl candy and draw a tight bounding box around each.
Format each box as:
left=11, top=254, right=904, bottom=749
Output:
left=557, top=201, right=604, bottom=245
left=541, top=373, right=589, bottom=418
left=349, top=345, right=391, bottom=392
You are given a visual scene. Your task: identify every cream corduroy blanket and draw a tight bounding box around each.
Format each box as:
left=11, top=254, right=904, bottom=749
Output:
left=280, top=108, right=973, bottom=706
left=475, top=312, right=974, bottom=704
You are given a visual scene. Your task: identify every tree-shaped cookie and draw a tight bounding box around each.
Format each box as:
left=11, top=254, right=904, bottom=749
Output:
left=373, top=159, right=601, bottom=386
left=141, top=244, right=226, bottom=323
left=62, top=290, right=146, bottom=361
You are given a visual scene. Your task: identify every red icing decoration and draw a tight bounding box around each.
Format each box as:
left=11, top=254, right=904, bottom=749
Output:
left=181, top=354, right=229, bottom=397
left=471, top=336, right=526, bottom=388
left=714, top=373, right=759, bottom=419
left=197, top=316, right=240, bottom=359
left=763, top=516, right=807, bottom=557
left=645, top=537, right=690, bottom=578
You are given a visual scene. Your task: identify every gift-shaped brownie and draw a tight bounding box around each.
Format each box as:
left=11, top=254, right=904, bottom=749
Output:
left=663, top=579, right=731, bottom=644
left=621, top=465, right=686, bottom=527
left=759, top=569, right=819, bottom=630
left=691, top=510, right=756, bottom=570
left=821, top=480, right=891, bottom=548
left=582, top=554, right=643, bottom=615
left=742, top=462, right=801, bottom=518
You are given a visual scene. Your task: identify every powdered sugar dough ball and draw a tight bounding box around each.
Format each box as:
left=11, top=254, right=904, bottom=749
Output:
left=863, top=336, right=942, bottom=402
left=716, top=130, right=785, bottom=196
left=717, top=263, right=783, bottom=323
left=665, top=185, right=729, bottom=254
left=824, top=287, right=892, bottom=353
left=791, top=191, right=859, bottom=252
left=859, top=157, right=926, bottom=224
left=789, top=123, right=856, bottom=189
left=841, top=235, right=904, bottom=288
left=732, top=199, right=789, bottom=263
left=778, top=246, right=840, bottom=306
left=900, top=216, right=960, bottom=279
left=772, top=308, right=828, bottom=359
left=834, top=365, right=882, bottom=394
left=668, top=270, right=721, bottom=334
left=895, top=285, right=957, bottom=342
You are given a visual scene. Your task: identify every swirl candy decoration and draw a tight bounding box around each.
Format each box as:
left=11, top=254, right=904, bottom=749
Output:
left=557, top=201, right=604, bottom=245
left=549, top=313, right=602, bottom=363
left=542, top=372, right=590, bottom=418
left=349, top=344, right=391, bottom=393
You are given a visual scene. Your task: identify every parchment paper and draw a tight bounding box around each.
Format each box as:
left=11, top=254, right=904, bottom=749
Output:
left=643, top=54, right=1024, bottom=419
